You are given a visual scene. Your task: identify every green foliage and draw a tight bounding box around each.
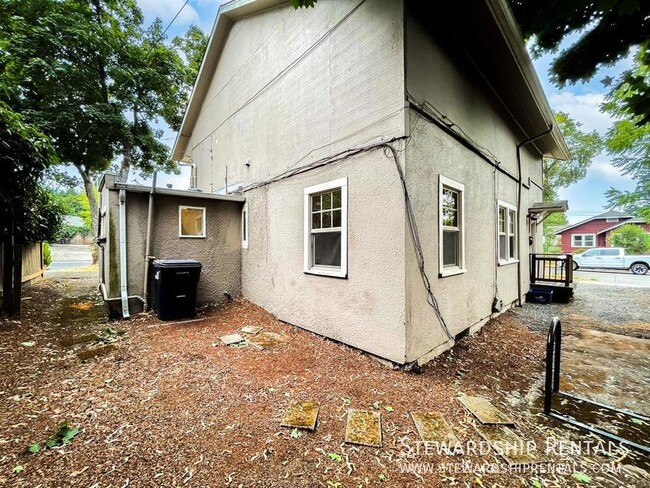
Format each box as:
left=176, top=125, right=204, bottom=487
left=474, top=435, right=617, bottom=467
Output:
left=610, top=224, right=650, bottom=254
left=602, top=50, right=650, bottom=220
left=572, top=471, right=592, bottom=484
left=57, top=224, right=91, bottom=241
left=172, top=25, right=209, bottom=92
left=543, top=212, right=568, bottom=252
left=28, top=422, right=80, bottom=454
left=43, top=242, right=52, bottom=267
left=0, top=101, right=61, bottom=244
left=291, top=0, right=318, bottom=8
left=543, top=112, right=603, bottom=201
left=509, top=2, right=649, bottom=125
left=327, top=452, right=342, bottom=462
left=0, top=0, right=204, bottom=227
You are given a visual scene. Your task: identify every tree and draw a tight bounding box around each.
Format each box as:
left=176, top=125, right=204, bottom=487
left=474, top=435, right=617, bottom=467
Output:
left=602, top=49, right=650, bottom=221
left=0, top=102, right=62, bottom=315
left=0, top=0, right=194, bottom=234
left=610, top=224, right=650, bottom=254
left=543, top=112, right=603, bottom=201
left=509, top=1, right=650, bottom=124
left=172, top=26, right=209, bottom=89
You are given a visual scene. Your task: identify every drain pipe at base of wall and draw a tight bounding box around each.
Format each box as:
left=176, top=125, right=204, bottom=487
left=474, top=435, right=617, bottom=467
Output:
left=118, top=189, right=130, bottom=318
left=142, top=172, right=157, bottom=312
left=516, top=124, right=553, bottom=306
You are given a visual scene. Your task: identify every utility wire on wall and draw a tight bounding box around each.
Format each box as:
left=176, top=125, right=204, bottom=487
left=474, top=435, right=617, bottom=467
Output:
left=241, top=136, right=455, bottom=344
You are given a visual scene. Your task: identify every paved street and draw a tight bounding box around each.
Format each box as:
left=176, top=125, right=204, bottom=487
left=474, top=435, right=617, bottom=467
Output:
left=574, top=269, right=650, bottom=287
left=44, top=244, right=96, bottom=280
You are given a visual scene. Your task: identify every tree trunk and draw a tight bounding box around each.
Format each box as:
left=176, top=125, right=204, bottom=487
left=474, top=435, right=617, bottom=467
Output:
left=1, top=210, right=22, bottom=317
left=76, top=165, right=99, bottom=239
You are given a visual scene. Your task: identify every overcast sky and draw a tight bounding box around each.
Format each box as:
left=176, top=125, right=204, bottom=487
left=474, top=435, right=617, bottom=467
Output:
left=137, top=0, right=637, bottom=224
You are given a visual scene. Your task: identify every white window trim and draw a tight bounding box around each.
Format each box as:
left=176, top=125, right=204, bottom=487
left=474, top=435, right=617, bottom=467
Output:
left=439, top=175, right=466, bottom=277
left=571, top=233, right=596, bottom=248
left=241, top=202, right=249, bottom=249
left=303, top=177, right=348, bottom=278
left=497, top=200, right=519, bottom=265
left=178, top=205, right=206, bottom=238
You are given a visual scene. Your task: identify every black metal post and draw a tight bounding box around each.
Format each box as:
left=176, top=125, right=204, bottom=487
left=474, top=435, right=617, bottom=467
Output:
left=544, top=317, right=561, bottom=414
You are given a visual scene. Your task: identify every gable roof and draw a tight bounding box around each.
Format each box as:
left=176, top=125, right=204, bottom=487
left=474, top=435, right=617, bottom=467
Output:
left=172, top=0, right=569, bottom=162
left=596, top=217, right=648, bottom=235
left=554, top=210, right=634, bottom=234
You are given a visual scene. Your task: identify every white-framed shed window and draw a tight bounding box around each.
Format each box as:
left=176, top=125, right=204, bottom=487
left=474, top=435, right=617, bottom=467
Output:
left=304, top=177, right=347, bottom=278
left=439, top=175, right=465, bottom=277
left=179, top=205, right=206, bottom=238
left=571, top=234, right=595, bottom=248
left=241, top=202, right=249, bottom=249
left=498, top=201, right=517, bottom=264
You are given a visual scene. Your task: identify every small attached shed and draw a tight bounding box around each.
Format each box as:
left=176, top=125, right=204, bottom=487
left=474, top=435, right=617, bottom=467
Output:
left=98, top=172, right=244, bottom=318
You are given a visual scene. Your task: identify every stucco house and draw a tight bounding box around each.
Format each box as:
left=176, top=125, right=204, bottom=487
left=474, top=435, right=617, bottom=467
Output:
left=105, top=0, right=571, bottom=366
left=555, top=210, right=650, bottom=253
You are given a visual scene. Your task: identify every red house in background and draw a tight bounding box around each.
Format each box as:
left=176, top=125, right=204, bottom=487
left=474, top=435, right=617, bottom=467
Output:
left=555, top=210, right=650, bottom=253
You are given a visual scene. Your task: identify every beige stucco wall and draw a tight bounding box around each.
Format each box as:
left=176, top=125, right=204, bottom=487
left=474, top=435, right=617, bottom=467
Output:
left=191, top=0, right=405, bottom=194
left=242, top=149, right=407, bottom=363
left=402, top=11, right=544, bottom=362
left=101, top=189, right=242, bottom=314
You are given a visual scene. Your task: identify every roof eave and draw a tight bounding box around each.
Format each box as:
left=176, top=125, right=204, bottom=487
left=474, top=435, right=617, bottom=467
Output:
left=487, top=0, right=570, bottom=161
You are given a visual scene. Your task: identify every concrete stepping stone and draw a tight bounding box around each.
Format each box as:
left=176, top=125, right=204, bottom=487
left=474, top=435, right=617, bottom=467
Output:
left=457, top=395, right=514, bottom=425
left=475, top=424, right=540, bottom=466
left=240, top=325, right=262, bottom=335
left=247, top=331, right=286, bottom=350
left=219, top=333, right=245, bottom=346
left=280, top=401, right=319, bottom=430
left=345, top=409, right=382, bottom=448
left=410, top=412, right=460, bottom=452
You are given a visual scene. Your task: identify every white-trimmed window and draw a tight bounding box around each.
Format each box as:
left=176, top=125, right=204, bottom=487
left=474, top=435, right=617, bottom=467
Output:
left=498, top=201, right=517, bottom=264
left=571, top=234, right=595, bottom=248
left=179, top=205, right=206, bottom=238
left=439, top=176, right=465, bottom=276
left=241, top=202, right=249, bottom=249
left=304, top=178, right=348, bottom=278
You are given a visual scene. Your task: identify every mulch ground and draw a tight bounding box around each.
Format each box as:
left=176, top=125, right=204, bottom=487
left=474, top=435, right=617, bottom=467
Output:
left=0, top=279, right=647, bottom=487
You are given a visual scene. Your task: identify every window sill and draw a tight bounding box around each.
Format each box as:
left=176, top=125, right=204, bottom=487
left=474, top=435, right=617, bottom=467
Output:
left=304, top=267, right=347, bottom=279
left=439, top=267, right=466, bottom=278
left=498, top=259, right=519, bottom=267
left=179, top=235, right=206, bottom=239
left=242, top=242, right=249, bottom=249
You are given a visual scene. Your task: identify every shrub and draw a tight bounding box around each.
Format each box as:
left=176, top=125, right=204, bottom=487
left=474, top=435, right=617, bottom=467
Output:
left=610, top=224, right=650, bottom=254
left=42, top=242, right=52, bottom=267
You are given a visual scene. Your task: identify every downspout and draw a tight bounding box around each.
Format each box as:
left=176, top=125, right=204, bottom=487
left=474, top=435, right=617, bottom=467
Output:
left=118, top=189, right=130, bottom=318
left=516, top=125, right=553, bottom=306
left=142, top=171, right=157, bottom=312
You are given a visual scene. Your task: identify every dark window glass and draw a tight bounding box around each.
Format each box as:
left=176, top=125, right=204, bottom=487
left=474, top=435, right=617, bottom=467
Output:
left=443, top=230, right=458, bottom=267
left=313, top=232, right=341, bottom=267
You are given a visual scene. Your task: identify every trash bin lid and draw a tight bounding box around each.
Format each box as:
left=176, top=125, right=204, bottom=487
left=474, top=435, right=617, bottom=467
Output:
left=152, top=259, right=202, bottom=269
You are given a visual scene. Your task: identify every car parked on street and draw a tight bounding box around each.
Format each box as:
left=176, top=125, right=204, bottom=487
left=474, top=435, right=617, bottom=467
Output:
left=572, top=247, right=650, bottom=275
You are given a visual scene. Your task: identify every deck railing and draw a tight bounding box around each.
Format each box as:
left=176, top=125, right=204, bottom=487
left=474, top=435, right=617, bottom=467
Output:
left=530, top=253, right=573, bottom=287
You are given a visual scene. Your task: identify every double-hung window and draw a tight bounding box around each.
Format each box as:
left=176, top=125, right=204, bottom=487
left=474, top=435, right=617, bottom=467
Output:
left=304, top=177, right=347, bottom=278
left=439, top=176, right=465, bottom=276
left=571, top=234, right=595, bottom=248
left=498, top=201, right=517, bottom=264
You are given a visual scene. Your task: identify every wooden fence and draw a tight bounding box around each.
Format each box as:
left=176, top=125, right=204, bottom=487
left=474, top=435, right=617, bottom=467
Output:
left=0, top=242, right=44, bottom=297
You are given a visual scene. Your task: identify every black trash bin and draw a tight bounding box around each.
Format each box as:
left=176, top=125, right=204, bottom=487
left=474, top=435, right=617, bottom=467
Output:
left=152, top=259, right=202, bottom=320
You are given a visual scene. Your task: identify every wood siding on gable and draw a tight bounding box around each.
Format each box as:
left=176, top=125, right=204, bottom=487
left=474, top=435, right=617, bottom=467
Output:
left=191, top=0, right=405, bottom=193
